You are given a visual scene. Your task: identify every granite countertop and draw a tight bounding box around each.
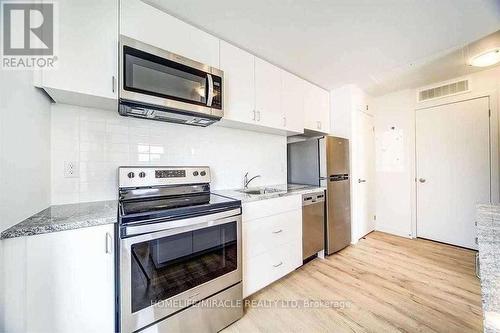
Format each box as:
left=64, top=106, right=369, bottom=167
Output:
left=213, top=183, right=325, bottom=203
left=476, top=204, right=500, bottom=332
left=0, top=184, right=324, bottom=240
left=0, top=200, right=118, bottom=240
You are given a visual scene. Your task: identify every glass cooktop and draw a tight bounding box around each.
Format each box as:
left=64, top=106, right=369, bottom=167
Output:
left=119, top=193, right=240, bottom=226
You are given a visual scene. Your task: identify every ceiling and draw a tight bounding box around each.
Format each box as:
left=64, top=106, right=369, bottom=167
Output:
left=146, top=0, right=500, bottom=96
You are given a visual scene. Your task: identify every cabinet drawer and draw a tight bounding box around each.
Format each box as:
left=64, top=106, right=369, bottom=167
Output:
left=243, top=240, right=302, bottom=298
left=243, top=209, right=301, bottom=259
left=242, top=195, right=301, bottom=221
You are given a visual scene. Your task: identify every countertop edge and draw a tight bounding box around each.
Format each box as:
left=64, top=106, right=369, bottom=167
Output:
left=0, top=200, right=118, bottom=240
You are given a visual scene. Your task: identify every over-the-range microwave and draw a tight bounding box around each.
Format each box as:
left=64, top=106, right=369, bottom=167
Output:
left=119, top=35, right=224, bottom=127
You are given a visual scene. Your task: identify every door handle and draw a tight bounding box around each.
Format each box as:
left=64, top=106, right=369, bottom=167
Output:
left=358, top=179, right=366, bottom=183
left=105, top=232, right=113, bottom=254
left=272, top=229, right=283, bottom=234
left=206, top=74, right=214, bottom=106
left=419, top=178, right=426, bottom=183
left=272, top=261, right=283, bottom=268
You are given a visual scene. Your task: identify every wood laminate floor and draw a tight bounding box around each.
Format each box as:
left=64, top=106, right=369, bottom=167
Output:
left=224, top=231, right=482, bottom=333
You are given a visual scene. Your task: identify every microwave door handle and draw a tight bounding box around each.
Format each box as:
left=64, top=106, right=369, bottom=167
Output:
left=207, top=73, right=214, bottom=107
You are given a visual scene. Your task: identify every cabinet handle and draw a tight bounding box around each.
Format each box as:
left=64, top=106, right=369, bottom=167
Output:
left=283, top=117, right=287, bottom=127
left=475, top=252, right=480, bottom=278
left=257, top=111, right=261, bottom=121
left=317, top=121, right=322, bottom=129
left=358, top=179, right=366, bottom=183
left=105, top=232, right=113, bottom=254
left=272, top=229, right=283, bottom=234
left=252, top=110, right=256, bottom=121
left=273, top=261, right=283, bottom=268
left=112, top=76, right=116, bottom=93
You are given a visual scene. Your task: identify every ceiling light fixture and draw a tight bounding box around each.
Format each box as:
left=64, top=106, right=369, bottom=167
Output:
left=469, top=48, right=500, bottom=67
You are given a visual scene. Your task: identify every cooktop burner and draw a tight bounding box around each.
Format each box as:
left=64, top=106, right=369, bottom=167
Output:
left=118, top=166, right=240, bottom=228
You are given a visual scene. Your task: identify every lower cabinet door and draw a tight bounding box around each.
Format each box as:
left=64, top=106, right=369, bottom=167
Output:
left=243, top=210, right=302, bottom=259
left=243, top=239, right=301, bottom=298
left=25, top=224, right=115, bottom=333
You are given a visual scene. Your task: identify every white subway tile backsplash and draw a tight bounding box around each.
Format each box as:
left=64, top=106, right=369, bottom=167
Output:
left=51, top=104, right=287, bottom=205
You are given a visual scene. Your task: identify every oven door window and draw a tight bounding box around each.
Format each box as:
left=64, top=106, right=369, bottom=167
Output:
left=130, top=222, right=237, bottom=313
left=123, top=46, right=208, bottom=106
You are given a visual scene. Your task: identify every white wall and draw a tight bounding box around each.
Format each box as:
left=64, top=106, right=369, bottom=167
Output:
left=372, top=89, right=415, bottom=237
left=373, top=66, right=500, bottom=238
left=51, top=104, right=287, bottom=204
left=0, top=71, right=51, bottom=231
left=0, top=70, right=51, bottom=332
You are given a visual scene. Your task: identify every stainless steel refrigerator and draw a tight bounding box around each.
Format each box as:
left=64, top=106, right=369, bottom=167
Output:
left=287, top=136, right=351, bottom=254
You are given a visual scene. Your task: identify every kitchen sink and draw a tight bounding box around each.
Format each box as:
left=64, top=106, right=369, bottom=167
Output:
left=237, top=187, right=284, bottom=195
left=239, top=189, right=264, bottom=195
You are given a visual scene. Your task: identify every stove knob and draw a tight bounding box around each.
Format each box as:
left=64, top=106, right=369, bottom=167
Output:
left=139, top=171, right=146, bottom=178
left=127, top=172, right=135, bottom=179
left=193, top=171, right=199, bottom=176
left=200, top=171, right=206, bottom=176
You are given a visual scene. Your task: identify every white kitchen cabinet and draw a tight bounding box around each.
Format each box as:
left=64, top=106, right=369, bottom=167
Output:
left=281, top=70, right=305, bottom=134
left=2, top=224, right=115, bottom=333
left=219, top=41, right=256, bottom=124
left=34, top=0, right=118, bottom=111
left=304, top=81, right=331, bottom=134
left=219, top=43, right=303, bottom=135
left=242, top=195, right=302, bottom=298
left=255, top=58, right=283, bottom=129
left=120, top=0, right=219, bottom=68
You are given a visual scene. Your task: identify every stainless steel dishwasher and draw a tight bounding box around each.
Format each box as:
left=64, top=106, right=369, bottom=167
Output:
left=302, top=192, right=325, bottom=260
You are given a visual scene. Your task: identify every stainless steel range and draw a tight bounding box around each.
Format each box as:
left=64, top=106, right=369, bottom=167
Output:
left=116, top=166, right=243, bottom=333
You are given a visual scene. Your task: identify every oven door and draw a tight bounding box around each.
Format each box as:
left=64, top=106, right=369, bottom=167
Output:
left=119, top=208, right=241, bottom=333
left=119, top=35, right=223, bottom=118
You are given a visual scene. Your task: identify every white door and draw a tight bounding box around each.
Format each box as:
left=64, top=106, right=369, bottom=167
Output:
left=303, top=82, right=330, bottom=133
left=356, top=111, right=376, bottom=238
left=255, top=58, right=283, bottom=128
left=41, top=0, right=118, bottom=99
left=416, top=97, right=490, bottom=249
left=280, top=70, right=304, bottom=134
left=25, top=224, right=115, bottom=332
left=219, top=41, right=256, bottom=124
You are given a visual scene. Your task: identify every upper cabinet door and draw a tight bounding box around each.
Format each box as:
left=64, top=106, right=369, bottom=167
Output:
left=219, top=41, right=255, bottom=124
left=317, top=88, right=331, bottom=133
left=35, top=0, right=118, bottom=108
left=280, top=70, right=304, bottom=134
left=304, top=81, right=330, bottom=134
left=120, top=0, right=219, bottom=68
left=255, top=58, right=283, bottom=128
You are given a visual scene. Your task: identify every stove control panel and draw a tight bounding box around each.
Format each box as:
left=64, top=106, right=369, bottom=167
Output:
left=119, top=166, right=210, bottom=188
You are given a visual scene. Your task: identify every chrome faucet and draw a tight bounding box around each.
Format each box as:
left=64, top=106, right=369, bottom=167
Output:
left=243, top=172, right=261, bottom=189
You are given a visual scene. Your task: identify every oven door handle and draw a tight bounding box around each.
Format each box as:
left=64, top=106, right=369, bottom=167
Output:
left=122, top=207, right=241, bottom=238
left=207, top=74, right=214, bottom=107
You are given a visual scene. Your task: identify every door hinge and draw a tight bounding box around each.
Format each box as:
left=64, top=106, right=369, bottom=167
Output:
left=366, top=105, right=369, bottom=111
left=475, top=237, right=478, bottom=245
left=489, top=109, right=491, bottom=117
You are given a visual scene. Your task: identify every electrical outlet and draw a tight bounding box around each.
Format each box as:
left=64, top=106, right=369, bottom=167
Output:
left=64, top=161, right=79, bottom=178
